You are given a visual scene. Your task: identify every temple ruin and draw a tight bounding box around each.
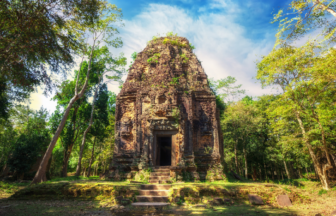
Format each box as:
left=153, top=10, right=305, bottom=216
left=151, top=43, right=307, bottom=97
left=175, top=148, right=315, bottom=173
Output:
left=109, top=36, right=224, bottom=182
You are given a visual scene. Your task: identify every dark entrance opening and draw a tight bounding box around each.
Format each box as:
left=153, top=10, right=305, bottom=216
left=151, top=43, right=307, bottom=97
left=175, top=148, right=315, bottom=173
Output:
left=158, top=137, right=171, bottom=166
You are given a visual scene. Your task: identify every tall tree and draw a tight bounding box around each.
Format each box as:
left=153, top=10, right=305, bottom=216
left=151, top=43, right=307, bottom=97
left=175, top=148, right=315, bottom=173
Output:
left=222, top=99, right=260, bottom=179
left=31, top=2, right=123, bottom=183
left=273, top=0, right=336, bottom=45
left=7, top=108, right=51, bottom=179
left=210, top=76, right=245, bottom=103
left=0, top=0, right=100, bottom=107
left=75, top=47, right=126, bottom=177
left=257, top=43, right=336, bottom=189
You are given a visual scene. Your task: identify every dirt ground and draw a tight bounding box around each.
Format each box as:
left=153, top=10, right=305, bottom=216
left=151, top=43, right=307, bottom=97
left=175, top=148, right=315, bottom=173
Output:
left=0, top=199, right=299, bottom=216
left=0, top=178, right=335, bottom=216
left=0, top=197, right=334, bottom=216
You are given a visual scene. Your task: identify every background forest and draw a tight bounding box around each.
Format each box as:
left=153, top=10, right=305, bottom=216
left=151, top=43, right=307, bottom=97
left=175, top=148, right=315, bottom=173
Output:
left=1, top=0, right=336, bottom=191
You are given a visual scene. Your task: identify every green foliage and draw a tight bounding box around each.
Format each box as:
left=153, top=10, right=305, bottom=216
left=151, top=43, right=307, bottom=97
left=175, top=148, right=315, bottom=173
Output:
left=181, top=53, right=189, bottom=63
left=7, top=108, right=51, bottom=178
left=189, top=43, right=195, bottom=50
left=162, top=37, right=186, bottom=47
left=166, top=31, right=178, bottom=37
left=284, top=187, right=291, bottom=192
left=170, top=77, right=180, bottom=85
left=128, top=52, right=138, bottom=69
left=172, top=107, right=180, bottom=127
left=48, top=46, right=122, bottom=177
left=318, top=189, right=327, bottom=196
left=210, top=76, right=245, bottom=103
left=0, top=79, right=10, bottom=120
left=257, top=42, right=336, bottom=189
left=204, top=146, right=213, bottom=155
left=147, top=53, right=161, bottom=64
left=107, top=91, right=117, bottom=115
left=134, top=168, right=152, bottom=182
left=183, top=171, right=192, bottom=182
left=0, top=0, right=101, bottom=102
left=152, top=36, right=159, bottom=42
left=272, top=0, right=336, bottom=46
left=215, top=95, right=226, bottom=115
left=131, top=52, right=137, bottom=61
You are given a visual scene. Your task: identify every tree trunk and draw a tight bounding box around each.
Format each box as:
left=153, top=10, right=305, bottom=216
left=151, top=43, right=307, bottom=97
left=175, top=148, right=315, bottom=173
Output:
left=331, top=154, right=336, bottom=167
left=80, top=161, right=86, bottom=176
left=277, top=166, right=281, bottom=180
left=86, top=137, right=96, bottom=177
left=313, top=163, right=319, bottom=180
left=281, top=168, right=284, bottom=180
left=31, top=40, right=96, bottom=184
left=283, top=159, right=291, bottom=179
left=61, top=140, right=77, bottom=177
left=289, top=162, right=296, bottom=179
left=61, top=152, right=69, bottom=177
left=298, top=168, right=303, bottom=178
left=102, top=161, right=106, bottom=173
left=75, top=82, right=100, bottom=177
left=1, top=163, right=9, bottom=177
left=271, top=164, right=274, bottom=180
left=263, top=156, right=267, bottom=181
left=234, top=139, right=239, bottom=174
left=94, top=163, right=98, bottom=176
left=305, top=167, right=309, bottom=179
left=296, top=111, right=330, bottom=189
left=83, top=164, right=87, bottom=177
left=259, top=165, right=262, bottom=181
left=243, top=144, right=248, bottom=179
left=313, top=0, right=336, bottom=18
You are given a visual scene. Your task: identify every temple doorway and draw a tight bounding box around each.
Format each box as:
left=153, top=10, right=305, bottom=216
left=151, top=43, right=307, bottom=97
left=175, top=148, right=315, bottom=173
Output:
left=158, top=136, right=171, bottom=166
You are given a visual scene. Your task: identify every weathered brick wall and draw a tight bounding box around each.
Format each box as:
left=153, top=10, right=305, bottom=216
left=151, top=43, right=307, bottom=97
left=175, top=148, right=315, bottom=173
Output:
left=110, top=36, right=223, bottom=181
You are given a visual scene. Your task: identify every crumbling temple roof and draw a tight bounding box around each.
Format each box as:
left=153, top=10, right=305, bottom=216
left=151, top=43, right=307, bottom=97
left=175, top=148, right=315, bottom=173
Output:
left=120, top=36, right=212, bottom=96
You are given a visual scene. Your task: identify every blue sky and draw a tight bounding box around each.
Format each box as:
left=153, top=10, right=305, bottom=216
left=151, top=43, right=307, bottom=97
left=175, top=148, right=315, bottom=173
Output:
left=30, top=0, right=292, bottom=112
left=106, top=0, right=291, bottom=94
left=113, top=0, right=289, bottom=40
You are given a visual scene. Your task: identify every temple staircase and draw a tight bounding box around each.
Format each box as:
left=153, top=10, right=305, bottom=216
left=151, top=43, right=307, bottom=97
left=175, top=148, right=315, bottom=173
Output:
left=131, top=166, right=172, bottom=208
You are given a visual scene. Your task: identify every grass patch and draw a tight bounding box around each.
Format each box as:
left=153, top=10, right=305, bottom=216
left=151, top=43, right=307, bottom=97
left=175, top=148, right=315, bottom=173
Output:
left=0, top=181, right=29, bottom=198
left=45, top=176, right=100, bottom=183
left=0, top=176, right=335, bottom=216
left=318, top=189, right=327, bottom=196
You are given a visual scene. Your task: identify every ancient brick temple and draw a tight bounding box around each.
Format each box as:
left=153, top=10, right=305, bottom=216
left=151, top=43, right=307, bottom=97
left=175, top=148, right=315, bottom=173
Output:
left=109, top=36, right=224, bottom=182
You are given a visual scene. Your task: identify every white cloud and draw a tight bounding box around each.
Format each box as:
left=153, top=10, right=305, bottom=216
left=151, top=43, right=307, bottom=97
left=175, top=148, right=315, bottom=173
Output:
left=113, top=2, right=275, bottom=100
left=29, top=1, right=277, bottom=113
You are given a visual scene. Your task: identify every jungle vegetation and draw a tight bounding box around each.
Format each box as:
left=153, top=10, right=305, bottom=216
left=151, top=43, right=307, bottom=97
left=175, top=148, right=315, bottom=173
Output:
left=0, top=0, right=335, bottom=191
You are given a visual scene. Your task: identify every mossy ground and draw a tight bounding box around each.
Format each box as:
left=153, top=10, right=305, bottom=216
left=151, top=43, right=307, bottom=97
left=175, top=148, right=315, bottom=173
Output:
left=0, top=176, right=335, bottom=216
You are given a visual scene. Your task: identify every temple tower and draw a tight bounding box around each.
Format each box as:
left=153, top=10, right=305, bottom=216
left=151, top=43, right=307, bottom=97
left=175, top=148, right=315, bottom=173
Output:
left=109, top=36, right=224, bottom=182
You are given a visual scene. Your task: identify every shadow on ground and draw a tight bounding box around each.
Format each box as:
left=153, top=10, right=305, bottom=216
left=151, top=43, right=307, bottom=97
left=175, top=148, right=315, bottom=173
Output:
left=0, top=199, right=298, bottom=216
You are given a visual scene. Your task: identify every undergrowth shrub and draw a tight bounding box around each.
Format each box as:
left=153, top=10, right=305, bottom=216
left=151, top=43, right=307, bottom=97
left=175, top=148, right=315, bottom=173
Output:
left=318, top=189, right=327, bottom=196
left=147, top=53, right=161, bottom=64
left=181, top=53, right=189, bottom=63
left=133, top=168, right=152, bottom=182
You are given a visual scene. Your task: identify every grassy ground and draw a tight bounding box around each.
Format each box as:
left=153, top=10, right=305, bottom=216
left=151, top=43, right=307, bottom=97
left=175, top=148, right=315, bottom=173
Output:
left=0, top=176, right=335, bottom=216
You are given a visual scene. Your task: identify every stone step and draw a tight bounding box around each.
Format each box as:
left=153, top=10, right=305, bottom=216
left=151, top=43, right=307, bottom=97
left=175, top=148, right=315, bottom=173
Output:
left=149, top=176, right=170, bottom=180
left=136, top=196, right=169, bottom=202
left=152, top=170, right=170, bottom=173
left=139, top=190, right=169, bottom=196
left=141, top=184, right=172, bottom=190
left=154, top=166, right=171, bottom=170
left=131, top=202, right=170, bottom=207
left=150, top=172, right=170, bottom=177
left=148, top=180, right=172, bottom=184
